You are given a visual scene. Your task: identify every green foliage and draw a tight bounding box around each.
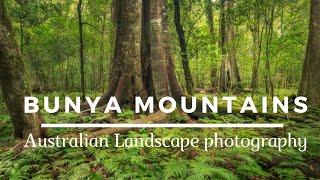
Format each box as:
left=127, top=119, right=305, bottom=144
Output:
left=189, top=157, right=237, bottom=180
left=169, top=110, right=188, bottom=123
left=117, top=109, right=134, bottom=119
left=0, top=0, right=318, bottom=178
left=273, top=167, right=306, bottom=179
left=162, top=159, right=188, bottom=179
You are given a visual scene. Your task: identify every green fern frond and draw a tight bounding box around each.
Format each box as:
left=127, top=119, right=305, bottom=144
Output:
left=278, top=160, right=308, bottom=168
left=273, top=167, right=306, bottom=180
left=186, top=173, right=205, bottom=180
left=237, top=164, right=271, bottom=178
left=210, top=167, right=238, bottom=180
left=190, top=159, right=215, bottom=177
left=162, top=159, right=188, bottom=179
left=211, top=157, right=227, bottom=166
left=66, top=163, right=91, bottom=180
left=235, top=154, right=256, bottom=164
left=103, top=159, right=120, bottom=174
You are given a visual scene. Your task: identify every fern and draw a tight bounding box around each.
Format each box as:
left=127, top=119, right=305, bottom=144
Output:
left=211, top=157, right=227, bottom=166
left=273, top=167, right=306, bottom=180
left=162, top=159, right=188, bottom=179
left=7, top=169, right=28, bottom=180
left=103, top=159, right=120, bottom=174
left=278, top=160, right=308, bottom=168
left=186, top=173, right=205, bottom=180
left=189, top=158, right=216, bottom=177
left=236, top=164, right=271, bottom=178
left=117, top=109, right=134, bottom=119
left=235, top=154, right=256, bottom=164
left=65, top=163, right=91, bottom=180
left=189, top=157, right=238, bottom=180
left=210, top=168, right=238, bottom=180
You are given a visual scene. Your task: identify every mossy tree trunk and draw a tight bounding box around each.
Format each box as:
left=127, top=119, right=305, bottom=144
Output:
left=204, top=0, right=218, bottom=89
left=264, top=1, right=275, bottom=97
left=173, top=0, right=194, bottom=95
left=227, top=1, right=242, bottom=90
left=219, top=0, right=229, bottom=92
left=0, top=0, right=46, bottom=139
left=219, top=0, right=242, bottom=92
left=250, top=0, right=263, bottom=96
left=299, top=0, right=320, bottom=106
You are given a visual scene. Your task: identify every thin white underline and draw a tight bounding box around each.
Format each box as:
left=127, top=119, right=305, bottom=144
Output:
left=41, top=123, right=283, bottom=128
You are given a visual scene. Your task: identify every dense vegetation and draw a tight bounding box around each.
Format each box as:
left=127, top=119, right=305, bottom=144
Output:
left=2, top=0, right=310, bottom=94
left=0, top=0, right=319, bottom=179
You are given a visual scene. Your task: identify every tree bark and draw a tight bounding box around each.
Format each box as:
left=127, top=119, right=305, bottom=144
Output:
left=0, top=0, right=46, bottom=139
left=299, top=0, right=320, bottom=106
left=250, top=1, right=264, bottom=96
left=226, top=0, right=242, bottom=91
left=141, top=0, right=154, bottom=96
left=77, top=0, right=86, bottom=101
left=204, top=0, right=218, bottom=88
left=150, top=0, right=171, bottom=100
left=219, top=0, right=242, bottom=92
left=205, top=0, right=215, bottom=43
left=98, top=3, right=109, bottom=93
left=82, top=0, right=184, bottom=110
left=173, top=0, right=194, bottom=95
left=219, top=0, right=230, bottom=92
left=264, top=2, right=275, bottom=97
left=161, top=0, right=184, bottom=100
left=113, top=0, right=146, bottom=104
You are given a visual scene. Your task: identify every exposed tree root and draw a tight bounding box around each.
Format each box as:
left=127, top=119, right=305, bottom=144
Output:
left=87, top=110, right=171, bottom=138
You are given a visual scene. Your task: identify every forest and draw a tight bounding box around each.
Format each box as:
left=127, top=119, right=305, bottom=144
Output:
left=0, top=0, right=320, bottom=179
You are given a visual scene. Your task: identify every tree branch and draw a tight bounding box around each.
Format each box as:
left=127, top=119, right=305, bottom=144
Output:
left=82, top=22, right=103, bottom=34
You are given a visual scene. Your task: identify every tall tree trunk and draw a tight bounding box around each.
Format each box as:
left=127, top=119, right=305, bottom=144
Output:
left=264, top=2, right=275, bottom=97
left=99, top=6, right=108, bottom=93
left=115, top=0, right=146, bottom=103
left=82, top=0, right=184, bottom=110
left=19, top=16, right=24, bottom=54
left=219, top=0, right=242, bottom=92
left=150, top=0, right=171, bottom=99
left=250, top=0, right=265, bottom=96
left=226, top=0, right=242, bottom=90
left=219, top=0, right=229, bottom=92
left=77, top=0, right=86, bottom=101
left=141, top=0, right=154, bottom=96
left=0, top=0, right=46, bottom=139
left=204, top=0, right=218, bottom=88
left=173, top=0, right=194, bottom=95
left=162, top=0, right=184, bottom=100
left=65, top=60, right=69, bottom=91
left=250, top=2, right=261, bottom=95
left=98, top=0, right=147, bottom=106
left=299, top=0, right=320, bottom=106
left=204, top=0, right=215, bottom=42
left=17, top=0, right=26, bottom=54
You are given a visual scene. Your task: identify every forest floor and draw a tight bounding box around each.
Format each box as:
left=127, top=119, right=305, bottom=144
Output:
left=0, top=90, right=320, bottom=179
